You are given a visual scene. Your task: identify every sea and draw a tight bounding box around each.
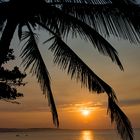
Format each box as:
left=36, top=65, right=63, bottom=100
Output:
left=0, top=129, right=139, bottom=140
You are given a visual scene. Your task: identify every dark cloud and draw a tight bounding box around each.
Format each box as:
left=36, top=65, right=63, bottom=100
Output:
left=119, top=99, right=140, bottom=107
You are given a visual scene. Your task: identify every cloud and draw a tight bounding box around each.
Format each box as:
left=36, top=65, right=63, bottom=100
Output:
left=57, top=101, right=104, bottom=112
left=57, top=99, right=140, bottom=112
left=119, top=99, right=140, bottom=107
left=1, top=98, right=139, bottom=113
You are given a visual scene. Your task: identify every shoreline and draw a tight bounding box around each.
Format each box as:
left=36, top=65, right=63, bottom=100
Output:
left=0, top=128, right=139, bottom=133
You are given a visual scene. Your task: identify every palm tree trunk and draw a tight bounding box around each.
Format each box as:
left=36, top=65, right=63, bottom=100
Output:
left=0, top=18, right=17, bottom=66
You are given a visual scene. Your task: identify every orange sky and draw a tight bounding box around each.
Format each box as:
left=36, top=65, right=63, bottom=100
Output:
left=0, top=36, right=140, bottom=129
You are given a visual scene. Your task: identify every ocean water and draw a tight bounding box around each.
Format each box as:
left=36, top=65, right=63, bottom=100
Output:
left=0, top=129, right=139, bottom=140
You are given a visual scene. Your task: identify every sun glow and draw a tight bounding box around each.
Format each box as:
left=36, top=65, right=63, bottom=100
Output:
left=81, top=109, right=90, bottom=116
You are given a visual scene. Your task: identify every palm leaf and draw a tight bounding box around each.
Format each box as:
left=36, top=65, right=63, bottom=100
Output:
left=52, top=1, right=140, bottom=43
left=111, top=0, right=136, bottom=5
left=37, top=21, right=119, bottom=96
left=18, top=23, right=25, bottom=41
left=47, top=35, right=116, bottom=97
left=36, top=21, right=117, bottom=96
left=47, top=35, right=133, bottom=140
left=47, top=0, right=111, bottom=4
left=0, top=18, right=5, bottom=32
left=20, top=24, right=59, bottom=127
left=0, top=18, right=18, bottom=66
left=0, top=2, right=6, bottom=32
left=37, top=7, right=124, bottom=70
left=0, top=2, right=9, bottom=33
left=38, top=1, right=140, bottom=42
left=108, top=97, right=133, bottom=140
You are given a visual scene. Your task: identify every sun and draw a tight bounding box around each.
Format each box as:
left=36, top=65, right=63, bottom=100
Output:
left=81, top=109, right=90, bottom=116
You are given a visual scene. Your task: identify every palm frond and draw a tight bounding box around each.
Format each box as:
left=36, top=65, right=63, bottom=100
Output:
left=108, top=97, right=133, bottom=140
left=0, top=2, right=8, bottom=31
left=0, top=18, right=5, bottom=32
left=42, top=0, right=140, bottom=43
left=57, top=2, right=140, bottom=43
left=37, top=21, right=119, bottom=96
left=39, top=1, right=140, bottom=43
left=111, top=0, right=136, bottom=5
left=18, top=23, right=25, bottom=41
left=47, top=0, right=111, bottom=4
left=47, top=36, right=116, bottom=97
left=0, top=18, right=18, bottom=66
left=37, top=7, right=124, bottom=70
left=20, top=24, right=59, bottom=127
left=46, top=35, right=133, bottom=140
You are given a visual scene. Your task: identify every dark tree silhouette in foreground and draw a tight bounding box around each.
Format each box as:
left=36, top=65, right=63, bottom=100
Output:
left=1, top=0, right=140, bottom=139
left=0, top=49, right=26, bottom=103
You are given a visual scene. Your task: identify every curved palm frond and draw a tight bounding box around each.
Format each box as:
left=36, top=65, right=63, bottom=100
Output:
left=0, top=18, right=5, bottom=32
left=37, top=21, right=133, bottom=140
left=45, top=0, right=140, bottom=43
left=0, top=18, right=18, bottom=66
left=37, top=22, right=117, bottom=96
left=47, top=35, right=133, bottom=140
left=20, top=23, right=59, bottom=127
left=61, top=3, right=140, bottom=42
left=111, top=0, right=136, bottom=5
left=108, top=97, right=133, bottom=140
left=0, top=2, right=7, bottom=32
left=38, top=6, right=124, bottom=70
left=18, top=24, right=24, bottom=41
left=49, top=36, right=117, bottom=96
left=110, top=0, right=140, bottom=32
left=49, top=38, right=115, bottom=97
left=47, top=0, right=111, bottom=4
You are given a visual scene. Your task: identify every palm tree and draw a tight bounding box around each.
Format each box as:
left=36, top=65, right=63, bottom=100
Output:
left=0, top=0, right=139, bottom=139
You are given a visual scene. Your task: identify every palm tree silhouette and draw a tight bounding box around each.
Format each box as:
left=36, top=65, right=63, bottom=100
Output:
left=1, top=0, right=139, bottom=140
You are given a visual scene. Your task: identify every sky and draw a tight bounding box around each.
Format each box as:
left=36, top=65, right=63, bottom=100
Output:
left=0, top=30, right=140, bottom=129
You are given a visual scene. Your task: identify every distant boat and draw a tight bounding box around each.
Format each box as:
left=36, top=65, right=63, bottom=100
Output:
left=16, top=134, right=20, bottom=137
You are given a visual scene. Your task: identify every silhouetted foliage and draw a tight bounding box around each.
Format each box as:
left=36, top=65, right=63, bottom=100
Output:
left=0, top=49, right=26, bottom=102
left=0, top=0, right=139, bottom=139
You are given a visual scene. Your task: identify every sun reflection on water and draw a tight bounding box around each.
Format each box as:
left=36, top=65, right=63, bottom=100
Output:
left=81, top=130, right=94, bottom=140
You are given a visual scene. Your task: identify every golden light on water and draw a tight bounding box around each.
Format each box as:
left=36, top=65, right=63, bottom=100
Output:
left=81, top=130, right=94, bottom=140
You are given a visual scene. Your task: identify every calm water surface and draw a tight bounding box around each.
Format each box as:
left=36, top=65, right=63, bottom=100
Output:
left=0, top=129, right=139, bottom=140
